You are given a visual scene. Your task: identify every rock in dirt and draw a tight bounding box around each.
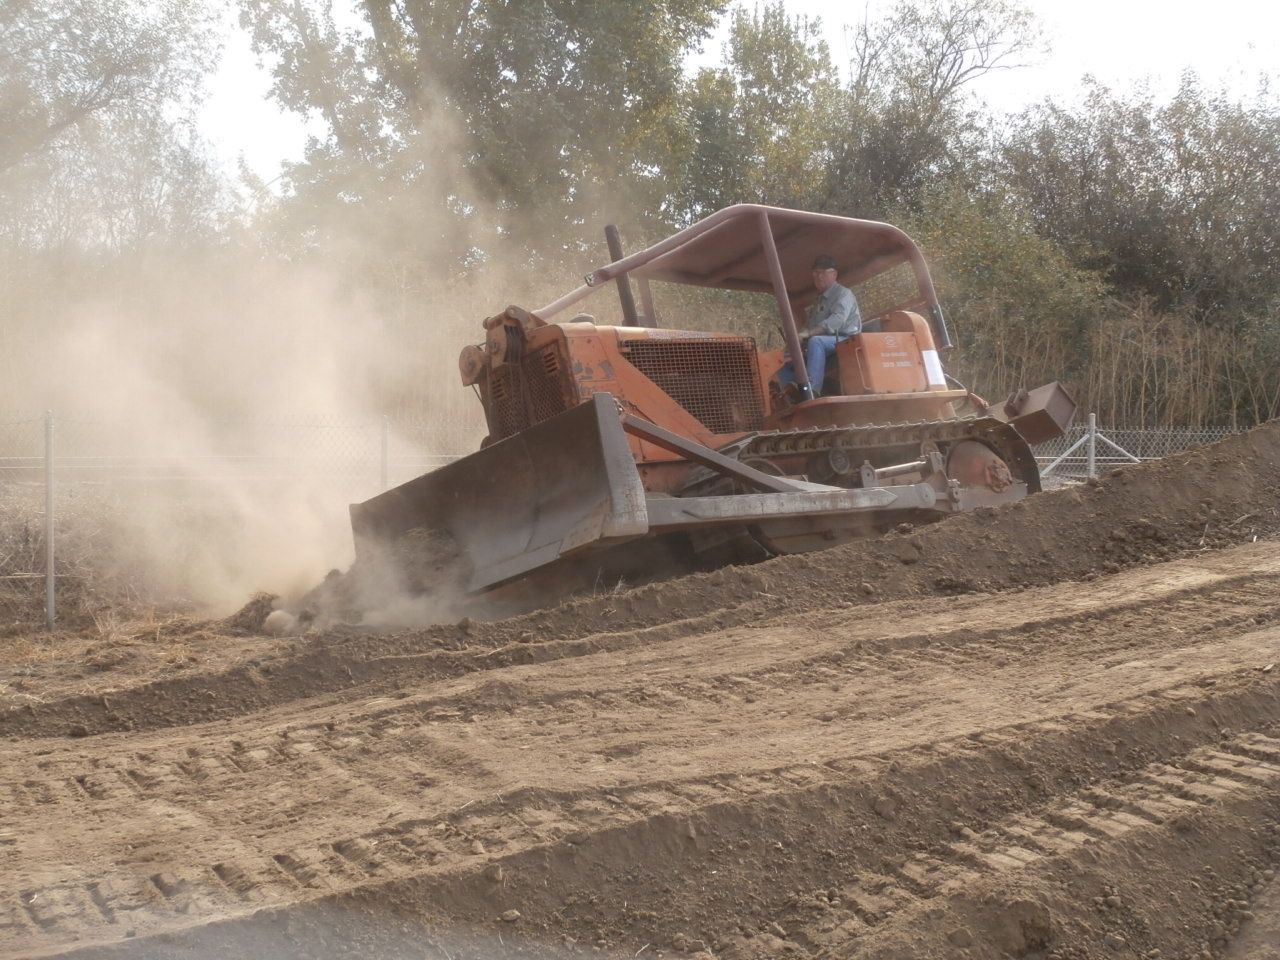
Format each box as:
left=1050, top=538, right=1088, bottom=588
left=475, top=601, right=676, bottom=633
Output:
left=872, top=795, right=898, bottom=820
left=988, top=898, right=1053, bottom=953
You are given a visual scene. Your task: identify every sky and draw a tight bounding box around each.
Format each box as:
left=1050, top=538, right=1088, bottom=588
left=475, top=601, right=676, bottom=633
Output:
left=200, top=0, right=1279, bottom=185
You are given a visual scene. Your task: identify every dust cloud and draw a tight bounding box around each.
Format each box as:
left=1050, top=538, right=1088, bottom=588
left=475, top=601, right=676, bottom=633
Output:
left=1, top=71, right=652, bottom=627
left=5, top=249, right=500, bottom=623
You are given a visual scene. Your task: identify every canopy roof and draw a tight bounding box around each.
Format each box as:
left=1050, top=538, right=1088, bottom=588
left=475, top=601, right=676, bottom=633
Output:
left=538, top=204, right=938, bottom=319
left=603, top=205, right=915, bottom=294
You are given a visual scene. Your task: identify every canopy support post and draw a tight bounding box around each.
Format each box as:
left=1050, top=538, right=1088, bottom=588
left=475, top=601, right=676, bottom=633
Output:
left=758, top=211, right=811, bottom=400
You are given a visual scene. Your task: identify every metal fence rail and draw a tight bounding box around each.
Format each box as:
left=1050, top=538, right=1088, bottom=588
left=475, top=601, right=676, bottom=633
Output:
left=0, top=415, right=475, bottom=487
left=0, top=411, right=481, bottom=629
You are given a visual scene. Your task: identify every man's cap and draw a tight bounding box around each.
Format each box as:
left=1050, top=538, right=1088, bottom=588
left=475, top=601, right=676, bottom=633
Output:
left=812, top=254, right=837, bottom=270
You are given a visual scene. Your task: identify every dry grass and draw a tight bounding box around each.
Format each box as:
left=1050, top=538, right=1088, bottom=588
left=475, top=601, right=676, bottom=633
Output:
left=0, top=484, right=198, bottom=633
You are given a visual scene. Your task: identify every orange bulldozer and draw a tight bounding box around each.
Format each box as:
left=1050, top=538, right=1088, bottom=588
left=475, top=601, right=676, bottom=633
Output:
left=351, top=204, right=1074, bottom=606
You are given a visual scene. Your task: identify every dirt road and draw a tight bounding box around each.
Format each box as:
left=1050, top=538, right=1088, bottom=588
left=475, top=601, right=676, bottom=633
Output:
left=4, top=421, right=1280, bottom=958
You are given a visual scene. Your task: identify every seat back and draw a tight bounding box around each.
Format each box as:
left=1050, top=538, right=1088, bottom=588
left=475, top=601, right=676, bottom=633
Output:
left=835, top=311, right=946, bottom=395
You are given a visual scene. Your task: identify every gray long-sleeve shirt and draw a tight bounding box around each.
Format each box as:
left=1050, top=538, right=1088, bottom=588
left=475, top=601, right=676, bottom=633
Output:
left=805, top=282, right=862, bottom=337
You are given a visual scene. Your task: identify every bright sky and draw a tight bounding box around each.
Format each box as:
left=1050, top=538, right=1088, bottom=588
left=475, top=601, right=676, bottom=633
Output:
left=200, top=0, right=1279, bottom=185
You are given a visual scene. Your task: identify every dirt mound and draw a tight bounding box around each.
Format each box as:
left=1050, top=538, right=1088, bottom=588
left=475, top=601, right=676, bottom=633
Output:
left=219, top=592, right=278, bottom=634
left=478, top=417, right=1280, bottom=646
left=4, top=421, right=1278, bottom=741
left=8, top=422, right=1280, bottom=959
left=391, top=528, right=471, bottom=592
left=255, top=419, right=1280, bottom=644
left=285, top=529, right=470, bottom=630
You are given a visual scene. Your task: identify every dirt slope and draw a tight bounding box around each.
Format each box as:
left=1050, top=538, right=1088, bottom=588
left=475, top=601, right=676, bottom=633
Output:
left=5, top=420, right=1278, bottom=742
left=2, top=420, right=1280, bottom=959
left=2, top=542, right=1280, bottom=959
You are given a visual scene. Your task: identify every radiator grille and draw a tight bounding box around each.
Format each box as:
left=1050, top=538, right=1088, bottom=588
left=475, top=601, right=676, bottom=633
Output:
left=622, top=337, right=764, bottom=434
left=487, top=343, right=575, bottom=440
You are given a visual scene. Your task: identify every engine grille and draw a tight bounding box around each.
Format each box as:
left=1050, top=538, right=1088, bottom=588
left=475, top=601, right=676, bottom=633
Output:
left=487, top=343, right=575, bottom=440
left=622, top=336, right=764, bottom=434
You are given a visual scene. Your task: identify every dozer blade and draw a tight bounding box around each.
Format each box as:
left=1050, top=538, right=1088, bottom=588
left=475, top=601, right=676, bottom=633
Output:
left=350, top=392, right=648, bottom=593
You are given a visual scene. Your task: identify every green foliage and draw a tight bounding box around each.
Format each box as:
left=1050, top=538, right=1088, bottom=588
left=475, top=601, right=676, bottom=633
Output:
left=4, top=0, right=1278, bottom=428
left=1002, top=77, right=1280, bottom=326
left=900, top=185, right=1109, bottom=386
left=239, top=0, right=728, bottom=272
left=824, top=0, right=1041, bottom=216
left=671, top=3, right=838, bottom=219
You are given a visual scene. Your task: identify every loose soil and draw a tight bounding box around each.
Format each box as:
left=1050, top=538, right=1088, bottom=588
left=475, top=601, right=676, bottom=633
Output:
left=2, top=420, right=1280, bottom=959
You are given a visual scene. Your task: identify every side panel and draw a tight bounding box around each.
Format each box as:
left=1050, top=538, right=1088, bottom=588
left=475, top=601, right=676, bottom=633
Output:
left=836, top=333, right=929, bottom=394
left=763, top=391, right=968, bottom=431
left=562, top=326, right=765, bottom=493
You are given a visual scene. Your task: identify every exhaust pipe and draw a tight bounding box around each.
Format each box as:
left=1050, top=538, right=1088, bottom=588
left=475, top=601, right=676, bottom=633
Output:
left=604, top=224, right=642, bottom=327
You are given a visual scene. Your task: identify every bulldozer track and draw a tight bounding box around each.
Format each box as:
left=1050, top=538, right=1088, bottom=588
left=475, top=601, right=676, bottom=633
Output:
left=776, top=731, right=1280, bottom=957
left=5, top=542, right=1280, bottom=958
left=741, top=414, right=1016, bottom=459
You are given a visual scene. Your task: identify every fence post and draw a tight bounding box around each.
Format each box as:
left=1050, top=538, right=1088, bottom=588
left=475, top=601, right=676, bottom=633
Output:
left=380, top=416, right=390, bottom=491
left=44, top=410, right=55, bottom=631
left=1086, top=413, right=1097, bottom=478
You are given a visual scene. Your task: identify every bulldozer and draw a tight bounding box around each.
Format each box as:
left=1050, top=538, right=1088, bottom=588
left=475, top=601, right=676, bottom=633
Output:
left=350, top=204, right=1075, bottom=607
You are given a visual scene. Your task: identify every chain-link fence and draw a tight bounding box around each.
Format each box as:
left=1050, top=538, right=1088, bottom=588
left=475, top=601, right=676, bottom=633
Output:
left=0, top=411, right=482, bottom=628
left=0, top=414, right=477, bottom=489
left=1034, top=414, right=1239, bottom=480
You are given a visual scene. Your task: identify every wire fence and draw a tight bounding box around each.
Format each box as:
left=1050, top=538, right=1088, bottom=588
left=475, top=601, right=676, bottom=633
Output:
left=0, top=413, right=478, bottom=489
left=0, top=411, right=484, bottom=628
left=1032, top=414, right=1239, bottom=480
left=0, top=409, right=1246, bottom=628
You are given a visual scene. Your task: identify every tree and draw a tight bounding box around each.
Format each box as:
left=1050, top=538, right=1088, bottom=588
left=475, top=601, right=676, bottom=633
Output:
left=0, top=0, right=213, bottom=174
left=1002, top=77, right=1280, bottom=326
left=0, top=0, right=221, bottom=251
left=824, top=0, right=1041, bottom=215
left=671, top=2, right=838, bottom=220
left=0, top=0, right=223, bottom=406
left=897, top=185, right=1108, bottom=397
left=238, top=0, right=728, bottom=273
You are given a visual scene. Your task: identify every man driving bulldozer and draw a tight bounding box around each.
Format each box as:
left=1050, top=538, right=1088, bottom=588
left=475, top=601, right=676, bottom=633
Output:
left=777, top=254, right=863, bottom=397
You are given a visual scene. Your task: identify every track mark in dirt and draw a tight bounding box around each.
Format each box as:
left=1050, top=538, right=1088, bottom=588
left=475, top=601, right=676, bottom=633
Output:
left=23, top=683, right=1280, bottom=960
left=6, top=555, right=1280, bottom=826
left=6, top=511, right=1280, bottom=960
left=765, top=735, right=1280, bottom=957
left=5, top=669, right=1280, bottom=960
left=5, top=540, right=1280, bottom=748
